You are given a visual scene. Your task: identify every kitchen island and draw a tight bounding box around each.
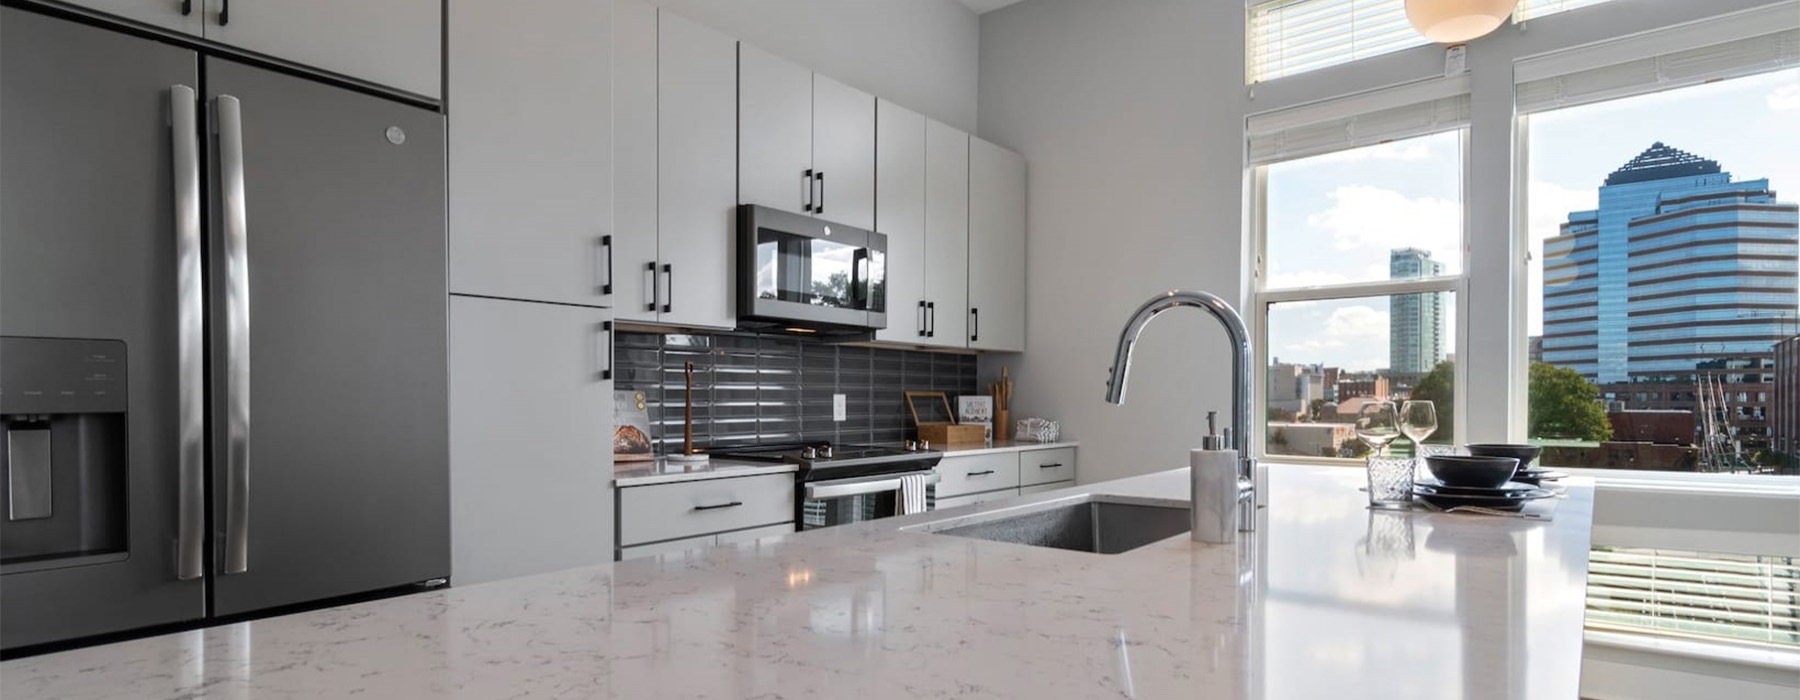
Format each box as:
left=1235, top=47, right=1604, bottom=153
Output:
left=1, top=465, right=1593, bottom=699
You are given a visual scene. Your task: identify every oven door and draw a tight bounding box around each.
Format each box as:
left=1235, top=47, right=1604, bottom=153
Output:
left=800, top=470, right=940, bottom=530
left=738, top=204, right=887, bottom=331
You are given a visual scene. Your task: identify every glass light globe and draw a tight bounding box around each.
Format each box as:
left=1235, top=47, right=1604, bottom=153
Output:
left=1405, top=0, right=1515, bottom=43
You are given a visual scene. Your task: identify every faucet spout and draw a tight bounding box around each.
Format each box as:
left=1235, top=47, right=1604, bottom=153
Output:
left=1105, top=290, right=1258, bottom=537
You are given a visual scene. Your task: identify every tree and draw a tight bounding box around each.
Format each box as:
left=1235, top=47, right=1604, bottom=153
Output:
left=1529, top=362, right=1613, bottom=441
left=1409, top=360, right=1454, bottom=444
left=1307, top=398, right=1328, bottom=422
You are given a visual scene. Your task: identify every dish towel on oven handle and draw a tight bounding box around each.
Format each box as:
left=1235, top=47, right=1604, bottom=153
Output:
left=898, top=472, right=930, bottom=516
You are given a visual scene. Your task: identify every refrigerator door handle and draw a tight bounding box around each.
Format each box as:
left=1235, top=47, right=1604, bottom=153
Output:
left=172, top=84, right=205, bottom=582
left=217, top=94, right=252, bottom=576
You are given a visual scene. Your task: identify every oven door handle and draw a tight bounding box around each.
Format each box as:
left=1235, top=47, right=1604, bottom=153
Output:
left=805, top=471, right=941, bottom=500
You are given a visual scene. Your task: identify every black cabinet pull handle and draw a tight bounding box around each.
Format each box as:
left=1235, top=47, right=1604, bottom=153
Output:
left=599, top=235, right=614, bottom=296
left=662, top=263, right=673, bottom=313
left=971, top=307, right=979, bottom=343
left=802, top=169, right=814, bottom=212
left=967, top=470, right=996, bottom=477
left=600, top=321, right=614, bottom=381
left=1039, top=463, right=1063, bottom=469
left=917, top=300, right=927, bottom=337
left=180, top=0, right=192, bottom=16
left=927, top=302, right=936, bottom=338
left=645, top=262, right=659, bottom=313
left=692, top=501, right=744, bottom=511
left=218, top=0, right=229, bottom=25
left=815, top=171, right=825, bottom=215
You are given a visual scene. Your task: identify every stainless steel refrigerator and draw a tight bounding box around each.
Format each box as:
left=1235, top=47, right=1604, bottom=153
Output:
left=0, top=6, right=450, bottom=652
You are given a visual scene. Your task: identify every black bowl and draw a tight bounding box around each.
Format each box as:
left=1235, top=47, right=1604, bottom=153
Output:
left=1465, top=444, right=1543, bottom=469
left=1424, top=455, right=1521, bottom=488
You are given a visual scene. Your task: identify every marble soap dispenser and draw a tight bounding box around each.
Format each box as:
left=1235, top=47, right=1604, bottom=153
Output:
left=1190, top=411, right=1239, bottom=544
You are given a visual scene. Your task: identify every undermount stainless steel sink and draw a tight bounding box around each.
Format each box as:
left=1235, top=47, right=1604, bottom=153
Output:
left=905, top=494, right=1190, bottom=554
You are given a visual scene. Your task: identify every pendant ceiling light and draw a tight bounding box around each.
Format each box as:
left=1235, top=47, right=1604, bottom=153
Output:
left=1404, top=0, right=1515, bottom=43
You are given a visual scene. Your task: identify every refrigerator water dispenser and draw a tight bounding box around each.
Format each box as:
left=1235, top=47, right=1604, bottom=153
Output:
left=0, top=337, right=129, bottom=570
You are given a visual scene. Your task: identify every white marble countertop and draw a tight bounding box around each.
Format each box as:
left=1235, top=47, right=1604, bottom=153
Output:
left=933, top=439, right=1078, bottom=457
left=2, top=465, right=1594, bottom=699
left=613, top=457, right=797, bottom=487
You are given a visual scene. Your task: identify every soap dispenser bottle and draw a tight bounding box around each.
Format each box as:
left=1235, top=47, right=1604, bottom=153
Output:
left=1190, top=411, right=1239, bottom=544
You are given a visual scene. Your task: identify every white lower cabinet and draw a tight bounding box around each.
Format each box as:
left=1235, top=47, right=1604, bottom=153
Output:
left=1019, top=481, right=1075, bottom=496
left=935, top=490, right=1016, bottom=510
left=616, top=473, right=796, bottom=560
left=1019, top=447, right=1077, bottom=486
left=935, top=452, right=1021, bottom=498
left=449, top=296, right=614, bottom=586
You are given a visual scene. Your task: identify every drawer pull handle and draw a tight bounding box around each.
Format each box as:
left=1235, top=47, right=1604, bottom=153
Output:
left=692, top=501, right=744, bottom=511
left=1039, top=463, right=1064, bottom=469
left=967, top=470, right=996, bottom=477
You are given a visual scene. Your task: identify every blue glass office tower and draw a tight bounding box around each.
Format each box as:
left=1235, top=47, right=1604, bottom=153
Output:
left=1542, top=143, right=1800, bottom=383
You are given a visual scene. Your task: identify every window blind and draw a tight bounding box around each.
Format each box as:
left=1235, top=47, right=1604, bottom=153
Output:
left=1513, top=0, right=1614, bottom=23
left=1247, top=76, right=1470, bottom=164
left=1587, top=547, right=1800, bottom=649
left=1515, top=3, right=1800, bottom=114
left=1248, top=0, right=1427, bottom=83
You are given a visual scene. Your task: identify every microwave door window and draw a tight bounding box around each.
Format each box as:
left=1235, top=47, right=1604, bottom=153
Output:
left=866, top=249, right=886, bottom=313
left=810, top=238, right=859, bottom=308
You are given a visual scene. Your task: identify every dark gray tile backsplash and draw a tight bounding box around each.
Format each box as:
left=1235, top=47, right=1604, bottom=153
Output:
left=616, top=330, right=977, bottom=453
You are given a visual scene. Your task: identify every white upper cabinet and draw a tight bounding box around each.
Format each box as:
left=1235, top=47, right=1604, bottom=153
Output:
left=656, top=10, right=738, bottom=330
left=738, top=44, right=815, bottom=216
left=968, top=137, right=1027, bottom=352
left=738, top=46, right=875, bottom=230
left=923, top=119, right=970, bottom=348
left=810, top=74, right=875, bottom=229
left=612, top=0, right=660, bottom=323
left=448, top=0, right=610, bottom=307
left=875, top=100, right=928, bottom=344
left=202, top=0, right=441, bottom=99
left=58, top=0, right=204, bottom=35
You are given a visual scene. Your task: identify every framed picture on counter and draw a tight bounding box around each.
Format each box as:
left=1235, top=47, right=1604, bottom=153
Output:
left=613, top=390, right=654, bottom=462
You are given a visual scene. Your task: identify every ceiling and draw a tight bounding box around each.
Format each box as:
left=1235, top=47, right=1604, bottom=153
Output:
left=958, top=0, right=1028, bottom=14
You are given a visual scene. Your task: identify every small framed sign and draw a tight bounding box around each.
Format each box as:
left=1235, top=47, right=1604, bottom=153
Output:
left=957, top=395, right=994, bottom=441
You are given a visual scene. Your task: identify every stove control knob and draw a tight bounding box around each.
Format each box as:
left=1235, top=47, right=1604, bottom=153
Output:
left=904, top=440, right=917, bottom=452
left=920, top=439, right=931, bottom=451
left=822, top=445, right=834, bottom=458
left=803, top=446, right=819, bottom=459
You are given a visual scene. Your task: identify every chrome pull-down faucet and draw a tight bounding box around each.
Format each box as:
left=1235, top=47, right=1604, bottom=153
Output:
left=1105, top=290, right=1258, bottom=540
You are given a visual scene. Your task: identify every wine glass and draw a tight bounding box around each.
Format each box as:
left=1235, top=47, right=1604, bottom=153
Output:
left=1400, top=400, right=1438, bottom=456
left=1355, top=401, right=1401, bottom=457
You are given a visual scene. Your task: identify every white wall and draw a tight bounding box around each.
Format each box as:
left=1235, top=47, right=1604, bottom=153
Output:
left=977, top=0, right=1250, bottom=484
left=650, top=0, right=980, bottom=133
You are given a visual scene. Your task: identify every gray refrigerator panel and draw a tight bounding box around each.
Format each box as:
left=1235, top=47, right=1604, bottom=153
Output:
left=204, top=59, right=450, bottom=616
left=0, top=7, right=207, bottom=649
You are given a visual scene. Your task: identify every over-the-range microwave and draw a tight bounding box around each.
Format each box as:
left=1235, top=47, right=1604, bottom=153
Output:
left=736, top=204, right=887, bottom=341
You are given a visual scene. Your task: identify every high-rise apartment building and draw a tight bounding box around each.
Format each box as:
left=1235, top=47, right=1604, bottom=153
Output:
left=1542, top=143, right=1800, bottom=383
left=1389, top=248, right=1445, bottom=375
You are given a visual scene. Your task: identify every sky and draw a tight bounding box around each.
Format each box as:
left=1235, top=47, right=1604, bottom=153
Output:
left=1261, top=68, right=1800, bottom=372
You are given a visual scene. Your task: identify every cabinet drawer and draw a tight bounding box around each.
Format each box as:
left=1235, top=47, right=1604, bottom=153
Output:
left=1020, top=447, right=1077, bottom=486
left=1019, top=481, right=1074, bottom=496
left=934, top=489, right=1016, bottom=511
left=619, top=473, right=795, bottom=546
left=935, top=453, right=1020, bottom=497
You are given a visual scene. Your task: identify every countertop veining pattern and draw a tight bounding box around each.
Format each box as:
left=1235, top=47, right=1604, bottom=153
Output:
left=2, top=466, right=1594, bottom=699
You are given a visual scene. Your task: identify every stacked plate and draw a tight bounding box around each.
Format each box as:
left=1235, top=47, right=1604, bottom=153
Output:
left=1413, top=477, right=1555, bottom=511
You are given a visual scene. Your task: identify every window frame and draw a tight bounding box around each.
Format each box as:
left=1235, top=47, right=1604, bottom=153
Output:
left=1247, top=110, right=1473, bottom=465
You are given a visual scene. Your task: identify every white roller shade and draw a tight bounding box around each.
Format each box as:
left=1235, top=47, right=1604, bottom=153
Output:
left=1515, top=2, right=1800, bottom=114
left=1247, top=76, right=1470, bottom=164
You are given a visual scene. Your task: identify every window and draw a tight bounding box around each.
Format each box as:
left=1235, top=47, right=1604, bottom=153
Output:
left=1588, top=546, right=1800, bottom=649
left=1522, top=29, right=1800, bottom=474
left=1251, top=82, right=1469, bottom=461
left=1248, top=0, right=1624, bottom=83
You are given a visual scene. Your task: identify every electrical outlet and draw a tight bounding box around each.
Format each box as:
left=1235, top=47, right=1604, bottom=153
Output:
left=833, top=394, right=847, bottom=422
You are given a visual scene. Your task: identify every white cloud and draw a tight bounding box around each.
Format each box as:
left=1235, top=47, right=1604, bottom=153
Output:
left=1768, top=83, right=1800, bottom=112
left=1281, top=304, right=1389, bottom=371
left=1306, top=185, right=1461, bottom=265
left=1266, top=268, right=1355, bottom=290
